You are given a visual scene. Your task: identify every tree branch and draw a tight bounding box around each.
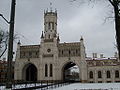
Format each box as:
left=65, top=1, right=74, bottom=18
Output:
left=109, top=0, right=115, bottom=6
left=0, top=42, right=7, bottom=58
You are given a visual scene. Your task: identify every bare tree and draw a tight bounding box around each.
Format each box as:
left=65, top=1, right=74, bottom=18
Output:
left=0, top=30, right=9, bottom=58
left=109, top=0, right=120, bottom=60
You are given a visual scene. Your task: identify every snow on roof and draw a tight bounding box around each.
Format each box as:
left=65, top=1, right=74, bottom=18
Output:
left=86, top=57, right=117, bottom=61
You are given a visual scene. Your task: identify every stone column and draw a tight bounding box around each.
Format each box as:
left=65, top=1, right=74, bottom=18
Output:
left=94, top=70, right=97, bottom=83
left=111, top=70, right=115, bottom=82
left=80, top=61, right=88, bottom=83
left=102, top=70, right=106, bottom=83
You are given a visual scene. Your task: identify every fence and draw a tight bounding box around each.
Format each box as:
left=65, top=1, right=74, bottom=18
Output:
left=0, top=80, right=72, bottom=90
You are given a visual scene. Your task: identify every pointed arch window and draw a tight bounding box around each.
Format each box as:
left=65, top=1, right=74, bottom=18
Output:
left=76, top=49, right=78, bottom=54
left=62, top=50, right=63, bottom=55
left=52, top=22, right=54, bottom=29
left=48, top=22, right=51, bottom=29
left=98, top=71, right=102, bottom=78
left=89, top=71, right=93, bottom=79
left=50, top=64, right=53, bottom=77
left=115, top=70, right=119, bottom=78
left=69, top=50, right=71, bottom=56
left=45, top=64, right=48, bottom=77
left=48, top=34, right=50, bottom=39
left=106, top=70, right=111, bottom=78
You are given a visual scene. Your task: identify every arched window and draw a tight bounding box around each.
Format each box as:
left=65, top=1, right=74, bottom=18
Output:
left=62, top=50, right=63, bottom=55
left=48, top=22, right=51, bottom=29
left=76, top=49, right=78, bottom=55
left=69, top=50, right=71, bottom=56
left=89, top=71, right=93, bottom=79
left=50, top=64, right=53, bottom=77
left=115, top=70, right=119, bottom=78
left=48, top=34, right=50, bottom=39
left=45, top=64, right=48, bottom=77
left=98, top=71, right=102, bottom=78
left=52, top=22, right=54, bottom=29
left=107, top=71, right=111, bottom=78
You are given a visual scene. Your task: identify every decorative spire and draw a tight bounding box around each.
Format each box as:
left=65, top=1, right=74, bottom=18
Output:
left=50, top=2, right=52, bottom=12
left=55, top=8, right=57, bottom=13
left=17, top=40, right=21, bottom=45
left=57, top=34, right=60, bottom=42
left=41, top=31, right=44, bottom=38
left=44, top=9, right=45, bottom=14
left=46, top=8, right=48, bottom=12
left=80, top=36, right=83, bottom=41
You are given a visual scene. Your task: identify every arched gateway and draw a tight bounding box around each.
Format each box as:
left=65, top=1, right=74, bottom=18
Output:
left=62, top=61, right=80, bottom=81
left=22, top=63, right=37, bottom=81
left=14, top=10, right=88, bottom=82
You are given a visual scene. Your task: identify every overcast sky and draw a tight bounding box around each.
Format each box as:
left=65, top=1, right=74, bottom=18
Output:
left=0, top=0, right=117, bottom=58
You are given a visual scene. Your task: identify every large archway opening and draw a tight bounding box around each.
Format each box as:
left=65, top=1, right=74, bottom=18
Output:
left=62, top=62, right=80, bottom=82
left=23, top=63, right=37, bottom=81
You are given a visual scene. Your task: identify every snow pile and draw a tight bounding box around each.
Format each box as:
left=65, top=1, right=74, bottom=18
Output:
left=49, top=83, right=120, bottom=90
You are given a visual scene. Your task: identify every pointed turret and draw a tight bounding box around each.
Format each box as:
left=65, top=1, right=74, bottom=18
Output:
left=41, top=31, right=44, bottom=38
left=16, top=40, right=21, bottom=59
left=17, top=40, right=21, bottom=45
left=41, top=31, right=44, bottom=43
left=80, top=36, right=85, bottom=59
left=80, top=36, right=83, bottom=41
left=57, top=34, right=60, bottom=43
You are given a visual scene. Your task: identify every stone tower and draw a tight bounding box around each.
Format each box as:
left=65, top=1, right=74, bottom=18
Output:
left=44, top=10, right=57, bottom=39
left=39, top=10, right=60, bottom=81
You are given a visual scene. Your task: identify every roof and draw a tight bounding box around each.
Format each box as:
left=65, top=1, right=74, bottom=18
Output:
left=86, top=57, right=120, bottom=67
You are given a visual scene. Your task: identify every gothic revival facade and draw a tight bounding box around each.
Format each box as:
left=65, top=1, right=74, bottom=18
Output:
left=14, top=10, right=120, bottom=83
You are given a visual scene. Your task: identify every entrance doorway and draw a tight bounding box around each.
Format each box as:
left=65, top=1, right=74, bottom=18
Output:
left=63, top=62, right=80, bottom=82
left=23, top=63, right=37, bottom=81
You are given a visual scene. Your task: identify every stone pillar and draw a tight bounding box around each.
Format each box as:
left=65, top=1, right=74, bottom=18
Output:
left=39, top=63, right=44, bottom=81
left=102, top=70, right=106, bottom=83
left=94, top=70, right=97, bottom=83
left=79, top=37, right=88, bottom=83
left=80, top=61, right=88, bottom=83
left=111, top=70, right=115, bottom=82
left=16, top=41, right=21, bottom=60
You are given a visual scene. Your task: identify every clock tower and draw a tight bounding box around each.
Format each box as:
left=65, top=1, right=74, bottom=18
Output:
left=41, top=9, right=58, bottom=41
left=39, top=9, right=60, bottom=80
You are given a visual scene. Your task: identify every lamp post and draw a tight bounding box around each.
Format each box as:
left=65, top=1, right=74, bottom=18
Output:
left=0, top=0, right=16, bottom=89
left=6, top=0, right=16, bottom=89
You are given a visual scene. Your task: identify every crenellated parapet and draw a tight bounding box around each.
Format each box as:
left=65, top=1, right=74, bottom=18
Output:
left=58, top=42, right=81, bottom=57
left=86, top=58, right=120, bottom=67
left=20, top=45, right=40, bottom=58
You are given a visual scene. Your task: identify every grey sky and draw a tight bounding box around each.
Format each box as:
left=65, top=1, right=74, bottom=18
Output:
left=0, top=0, right=116, bottom=58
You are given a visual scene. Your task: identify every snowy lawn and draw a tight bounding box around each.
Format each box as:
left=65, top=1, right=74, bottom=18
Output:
left=48, top=83, right=120, bottom=90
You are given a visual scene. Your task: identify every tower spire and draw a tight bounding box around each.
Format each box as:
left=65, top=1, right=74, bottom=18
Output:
left=80, top=36, right=83, bottom=41
left=50, top=2, right=52, bottom=12
left=57, top=34, right=60, bottom=42
left=41, top=31, right=44, bottom=38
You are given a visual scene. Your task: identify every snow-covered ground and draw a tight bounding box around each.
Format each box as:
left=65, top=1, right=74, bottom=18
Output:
left=48, top=83, right=120, bottom=90
left=0, top=83, right=47, bottom=90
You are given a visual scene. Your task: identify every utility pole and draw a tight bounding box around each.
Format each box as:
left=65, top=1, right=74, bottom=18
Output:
left=6, top=0, right=16, bottom=89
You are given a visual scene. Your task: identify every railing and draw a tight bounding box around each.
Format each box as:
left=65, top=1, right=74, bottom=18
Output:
left=0, top=80, right=72, bottom=90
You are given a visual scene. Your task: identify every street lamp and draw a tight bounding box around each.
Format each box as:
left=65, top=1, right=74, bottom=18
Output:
left=0, top=0, right=16, bottom=89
